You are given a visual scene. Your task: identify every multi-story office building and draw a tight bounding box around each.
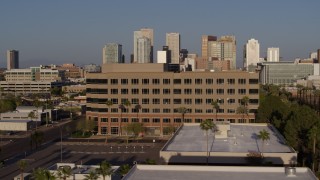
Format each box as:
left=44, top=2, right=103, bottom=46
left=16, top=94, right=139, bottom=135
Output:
left=1, top=66, right=65, bottom=95
left=201, top=35, right=217, bottom=59
left=7, top=50, right=19, bottom=70
left=259, top=61, right=314, bottom=85
left=84, top=63, right=101, bottom=73
left=133, top=28, right=154, bottom=63
left=5, top=67, right=64, bottom=82
left=203, top=36, right=237, bottom=70
left=102, top=43, right=123, bottom=64
left=244, top=39, right=260, bottom=71
left=86, top=64, right=259, bottom=136
left=166, top=33, right=180, bottom=64
left=56, top=63, right=84, bottom=79
left=157, top=46, right=171, bottom=64
left=267, top=47, right=280, bottom=62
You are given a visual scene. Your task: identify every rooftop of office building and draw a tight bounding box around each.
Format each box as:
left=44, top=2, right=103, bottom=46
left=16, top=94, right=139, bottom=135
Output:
left=162, top=123, right=294, bottom=153
left=123, top=165, right=317, bottom=180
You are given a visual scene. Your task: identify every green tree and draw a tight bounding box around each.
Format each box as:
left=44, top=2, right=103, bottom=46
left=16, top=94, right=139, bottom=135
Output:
left=56, top=166, right=72, bottom=180
left=32, top=167, right=56, bottom=180
left=211, top=100, right=220, bottom=120
left=28, top=111, right=36, bottom=126
left=134, top=104, right=142, bottom=122
left=308, top=126, right=319, bottom=172
left=200, top=119, right=215, bottom=165
left=236, top=105, right=248, bottom=122
left=105, top=99, right=113, bottom=143
left=31, top=131, right=44, bottom=149
left=118, top=104, right=125, bottom=136
left=163, top=125, right=176, bottom=136
left=84, top=171, right=99, bottom=180
left=17, top=160, right=28, bottom=180
left=145, top=158, right=156, bottom=165
left=96, top=160, right=113, bottom=180
left=126, top=123, right=144, bottom=141
left=257, top=129, right=270, bottom=157
left=119, top=164, right=131, bottom=177
left=177, top=107, right=188, bottom=124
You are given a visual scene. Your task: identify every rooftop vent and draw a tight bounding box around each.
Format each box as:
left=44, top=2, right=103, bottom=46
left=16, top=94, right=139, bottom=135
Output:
left=285, top=167, right=296, bottom=177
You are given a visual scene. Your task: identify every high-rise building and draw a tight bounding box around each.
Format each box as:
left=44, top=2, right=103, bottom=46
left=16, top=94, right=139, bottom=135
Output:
left=243, top=39, right=260, bottom=71
left=179, top=49, right=188, bottom=63
left=133, top=28, right=154, bottom=63
left=137, top=37, right=151, bottom=63
left=201, top=35, right=217, bottom=59
left=102, top=43, right=123, bottom=64
left=205, top=36, right=237, bottom=70
left=7, top=50, right=19, bottom=70
left=166, top=33, right=180, bottom=64
left=267, top=47, right=280, bottom=62
left=317, top=49, right=320, bottom=63
left=157, top=46, right=171, bottom=63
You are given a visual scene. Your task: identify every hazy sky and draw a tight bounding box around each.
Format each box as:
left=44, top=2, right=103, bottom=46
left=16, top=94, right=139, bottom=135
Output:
left=1, top=0, right=319, bottom=68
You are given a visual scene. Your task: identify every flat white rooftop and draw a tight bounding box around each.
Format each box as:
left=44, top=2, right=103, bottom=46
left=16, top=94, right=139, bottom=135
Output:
left=163, top=123, right=293, bottom=153
left=123, top=165, right=317, bottom=180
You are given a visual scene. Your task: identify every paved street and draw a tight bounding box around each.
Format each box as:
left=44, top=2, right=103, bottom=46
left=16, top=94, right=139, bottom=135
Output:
left=0, top=134, right=167, bottom=179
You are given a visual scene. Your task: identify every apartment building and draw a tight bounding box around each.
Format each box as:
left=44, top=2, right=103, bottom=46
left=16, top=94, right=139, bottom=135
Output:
left=86, top=64, right=259, bottom=136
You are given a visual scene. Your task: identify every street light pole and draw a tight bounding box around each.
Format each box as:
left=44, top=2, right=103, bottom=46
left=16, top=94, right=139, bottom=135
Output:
left=60, top=125, right=63, bottom=162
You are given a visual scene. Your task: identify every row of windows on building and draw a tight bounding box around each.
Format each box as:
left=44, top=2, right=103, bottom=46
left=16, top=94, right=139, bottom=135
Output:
left=87, top=107, right=257, bottom=114
left=87, top=78, right=259, bottom=85
left=87, top=88, right=259, bottom=95
left=87, top=98, right=259, bottom=105
left=88, top=117, right=255, bottom=124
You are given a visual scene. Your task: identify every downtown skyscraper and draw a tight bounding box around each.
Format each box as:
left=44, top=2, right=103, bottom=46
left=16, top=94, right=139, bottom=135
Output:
left=202, top=35, right=236, bottom=70
left=166, top=33, right=180, bottom=64
left=7, top=50, right=19, bottom=70
left=243, top=38, right=260, bottom=71
left=133, top=28, right=154, bottom=63
left=267, top=47, right=280, bottom=62
left=102, top=43, right=123, bottom=64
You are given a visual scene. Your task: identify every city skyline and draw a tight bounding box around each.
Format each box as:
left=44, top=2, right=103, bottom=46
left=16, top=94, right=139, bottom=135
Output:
left=0, top=0, right=319, bottom=68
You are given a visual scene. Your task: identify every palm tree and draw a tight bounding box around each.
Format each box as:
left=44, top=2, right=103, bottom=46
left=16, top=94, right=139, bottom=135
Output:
left=17, top=160, right=28, bottom=180
left=241, top=96, right=249, bottom=107
left=33, top=167, right=56, bottom=180
left=96, top=160, right=113, bottom=180
left=31, top=131, right=44, bottom=149
left=123, top=100, right=131, bottom=139
left=119, top=164, right=131, bottom=177
left=177, top=107, right=188, bottom=124
left=134, top=104, right=142, bottom=122
left=118, top=104, right=125, bottom=136
left=200, top=119, right=215, bottom=165
left=84, top=171, right=99, bottom=180
left=211, top=100, right=220, bottom=120
left=28, top=111, right=36, bottom=130
left=236, top=105, right=248, bottom=122
left=57, top=166, right=72, bottom=180
left=257, top=129, right=270, bottom=157
left=105, top=100, right=113, bottom=143
left=308, top=126, right=318, bottom=172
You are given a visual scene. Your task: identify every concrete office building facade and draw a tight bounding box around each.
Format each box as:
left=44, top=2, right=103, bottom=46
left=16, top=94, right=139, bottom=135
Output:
left=86, top=64, right=259, bottom=136
left=244, top=39, right=260, bottom=71
left=267, top=47, right=280, bottom=62
left=102, top=43, right=123, bottom=64
left=166, top=33, right=180, bottom=64
left=133, top=28, right=154, bottom=63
